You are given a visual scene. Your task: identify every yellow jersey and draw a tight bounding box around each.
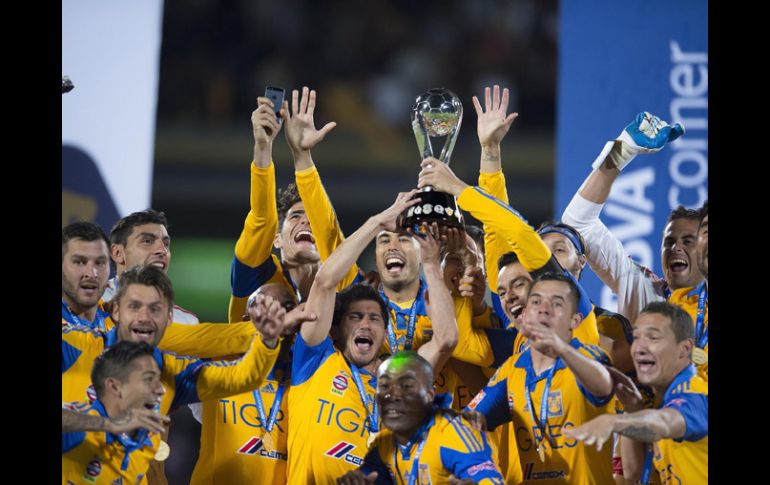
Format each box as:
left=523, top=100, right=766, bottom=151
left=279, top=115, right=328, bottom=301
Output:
left=668, top=282, right=708, bottom=379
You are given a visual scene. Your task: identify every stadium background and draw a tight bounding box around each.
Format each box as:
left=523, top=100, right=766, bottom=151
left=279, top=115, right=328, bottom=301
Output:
left=62, top=1, right=706, bottom=482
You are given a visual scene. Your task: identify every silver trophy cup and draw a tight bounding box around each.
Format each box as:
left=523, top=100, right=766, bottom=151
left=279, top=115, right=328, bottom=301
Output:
left=400, top=88, right=464, bottom=229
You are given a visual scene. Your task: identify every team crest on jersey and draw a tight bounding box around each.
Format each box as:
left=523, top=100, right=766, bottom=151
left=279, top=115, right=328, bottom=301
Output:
left=331, top=372, right=349, bottom=396
left=419, top=463, right=432, bottom=484
left=86, top=384, right=97, bottom=403
left=84, top=458, right=101, bottom=482
left=547, top=391, right=563, bottom=418
left=422, top=329, right=433, bottom=342
left=237, top=437, right=264, bottom=455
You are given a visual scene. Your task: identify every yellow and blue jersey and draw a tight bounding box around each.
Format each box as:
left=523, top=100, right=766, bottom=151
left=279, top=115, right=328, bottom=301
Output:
left=468, top=338, right=614, bottom=484
left=652, top=365, right=708, bottom=484
left=286, top=334, right=376, bottom=484
left=360, top=404, right=505, bottom=484
left=190, top=351, right=292, bottom=485
left=62, top=400, right=159, bottom=485
left=456, top=186, right=600, bottom=347
left=62, top=300, right=112, bottom=331
left=229, top=162, right=360, bottom=323
left=62, top=325, right=279, bottom=414
left=668, top=282, right=708, bottom=379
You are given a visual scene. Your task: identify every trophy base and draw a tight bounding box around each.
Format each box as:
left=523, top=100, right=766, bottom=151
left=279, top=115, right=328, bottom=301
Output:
left=399, top=190, right=464, bottom=229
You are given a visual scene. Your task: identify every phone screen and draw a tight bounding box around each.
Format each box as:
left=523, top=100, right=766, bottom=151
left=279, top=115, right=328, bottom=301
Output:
left=265, top=86, right=285, bottom=117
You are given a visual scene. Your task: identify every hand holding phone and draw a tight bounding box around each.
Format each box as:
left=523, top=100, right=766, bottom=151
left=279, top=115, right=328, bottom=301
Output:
left=265, top=86, right=285, bottom=119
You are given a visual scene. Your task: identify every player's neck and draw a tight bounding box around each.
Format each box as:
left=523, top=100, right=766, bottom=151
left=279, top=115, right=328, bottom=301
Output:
left=63, top=295, right=98, bottom=322
left=654, top=362, right=690, bottom=397
left=383, top=278, right=420, bottom=303
left=530, top=349, right=556, bottom=376
left=283, top=261, right=318, bottom=300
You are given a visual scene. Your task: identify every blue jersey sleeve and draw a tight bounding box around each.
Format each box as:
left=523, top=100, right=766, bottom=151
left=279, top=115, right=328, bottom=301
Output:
left=665, top=392, right=708, bottom=442
left=62, top=431, right=86, bottom=454
left=231, top=254, right=278, bottom=298
left=168, top=356, right=207, bottom=409
left=359, top=445, right=394, bottom=485
left=62, top=340, right=82, bottom=374
left=441, top=417, right=505, bottom=484
left=483, top=328, right=517, bottom=369
left=464, top=379, right=511, bottom=431
left=290, top=334, right=336, bottom=386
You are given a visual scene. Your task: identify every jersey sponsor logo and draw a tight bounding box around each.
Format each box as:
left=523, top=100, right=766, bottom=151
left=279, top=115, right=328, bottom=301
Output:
left=547, top=391, right=563, bottom=418
left=467, top=460, right=498, bottom=476
left=331, top=373, right=349, bottom=396
left=84, top=458, right=101, bottom=483
left=508, top=391, right=515, bottom=412
left=522, top=462, right=566, bottom=481
left=238, top=437, right=264, bottom=455
left=325, top=442, right=364, bottom=466
left=219, top=398, right=286, bottom=431
left=262, top=382, right=276, bottom=394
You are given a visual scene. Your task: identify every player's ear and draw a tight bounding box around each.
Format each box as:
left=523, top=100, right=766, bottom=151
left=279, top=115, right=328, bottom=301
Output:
left=569, top=312, right=583, bottom=330
left=273, top=232, right=283, bottom=250
left=679, top=338, right=694, bottom=360
left=105, top=377, right=121, bottom=399
left=111, top=243, right=126, bottom=266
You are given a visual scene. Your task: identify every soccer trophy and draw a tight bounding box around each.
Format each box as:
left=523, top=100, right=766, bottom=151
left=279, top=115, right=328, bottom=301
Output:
left=400, top=88, right=464, bottom=229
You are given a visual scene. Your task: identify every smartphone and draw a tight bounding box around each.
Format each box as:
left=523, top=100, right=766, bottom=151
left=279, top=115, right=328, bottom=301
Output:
left=265, top=86, right=285, bottom=118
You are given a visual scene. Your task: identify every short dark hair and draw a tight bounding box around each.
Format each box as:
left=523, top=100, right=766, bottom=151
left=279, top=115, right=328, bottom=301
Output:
left=464, top=224, right=485, bottom=259
left=91, top=340, right=156, bottom=397
left=115, top=265, right=174, bottom=310
left=530, top=272, right=580, bottom=314
left=62, top=221, right=110, bottom=259
left=382, top=350, right=434, bottom=382
left=639, top=301, right=694, bottom=343
left=536, top=220, right=586, bottom=256
left=699, top=200, right=708, bottom=226
left=497, top=251, right=521, bottom=271
left=333, top=284, right=388, bottom=327
left=666, top=206, right=701, bottom=224
left=277, top=183, right=302, bottom=229
left=110, top=209, right=169, bottom=246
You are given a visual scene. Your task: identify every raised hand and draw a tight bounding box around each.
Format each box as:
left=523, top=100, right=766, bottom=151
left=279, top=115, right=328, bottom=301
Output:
left=252, top=97, right=282, bottom=148
left=563, top=414, right=617, bottom=452
left=105, top=407, right=170, bottom=435
left=282, top=86, right=337, bottom=155
left=374, top=189, right=421, bottom=232
left=417, top=158, right=469, bottom=196
left=521, top=320, right=568, bottom=359
left=247, top=293, right=285, bottom=348
left=473, top=85, right=518, bottom=149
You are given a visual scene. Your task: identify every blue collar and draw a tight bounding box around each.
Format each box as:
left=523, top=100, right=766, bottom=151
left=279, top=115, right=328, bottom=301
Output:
left=663, top=364, right=697, bottom=403
left=515, top=337, right=583, bottom=377
left=380, top=278, right=428, bottom=316
left=687, top=280, right=707, bottom=298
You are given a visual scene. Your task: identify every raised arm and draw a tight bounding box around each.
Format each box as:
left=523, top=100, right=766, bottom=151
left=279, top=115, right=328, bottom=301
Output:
left=229, top=97, right=285, bottom=322
left=283, top=86, right=359, bottom=289
left=300, top=190, right=421, bottom=347
left=522, top=321, right=613, bottom=399
left=412, top=223, right=458, bottom=372
left=62, top=407, right=168, bottom=435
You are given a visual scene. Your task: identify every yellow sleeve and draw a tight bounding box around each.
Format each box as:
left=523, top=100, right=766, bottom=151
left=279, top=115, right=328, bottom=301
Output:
left=158, top=322, right=256, bottom=359
left=471, top=306, right=499, bottom=329
left=451, top=297, right=494, bottom=367
left=457, top=186, right=551, bottom=273
left=478, top=171, right=511, bottom=294
left=294, top=166, right=359, bottom=289
left=195, top=334, right=281, bottom=402
left=234, top=162, right=279, bottom=267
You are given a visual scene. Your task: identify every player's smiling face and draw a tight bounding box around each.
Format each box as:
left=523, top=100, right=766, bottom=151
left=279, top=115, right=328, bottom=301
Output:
left=274, top=202, right=320, bottom=264
left=696, top=215, right=708, bottom=280
left=114, top=283, right=173, bottom=347
left=631, top=312, right=692, bottom=392
left=114, top=223, right=171, bottom=273
left=441, top=232, right=483, bottom=297
left=541, top=232, right=585, bottom=279
left=119, top=355, right=166, bottom=414
left=375, top=231, right=420, bottom=290
left=497, top=261, right=532, bottom=327
left=62, top=238, right=111, bottom=313
left=661, top=218, right=703, bottom=290
left=376, top=358, right=433, bottom=438
left=338, top=299, right=386, bottom=368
